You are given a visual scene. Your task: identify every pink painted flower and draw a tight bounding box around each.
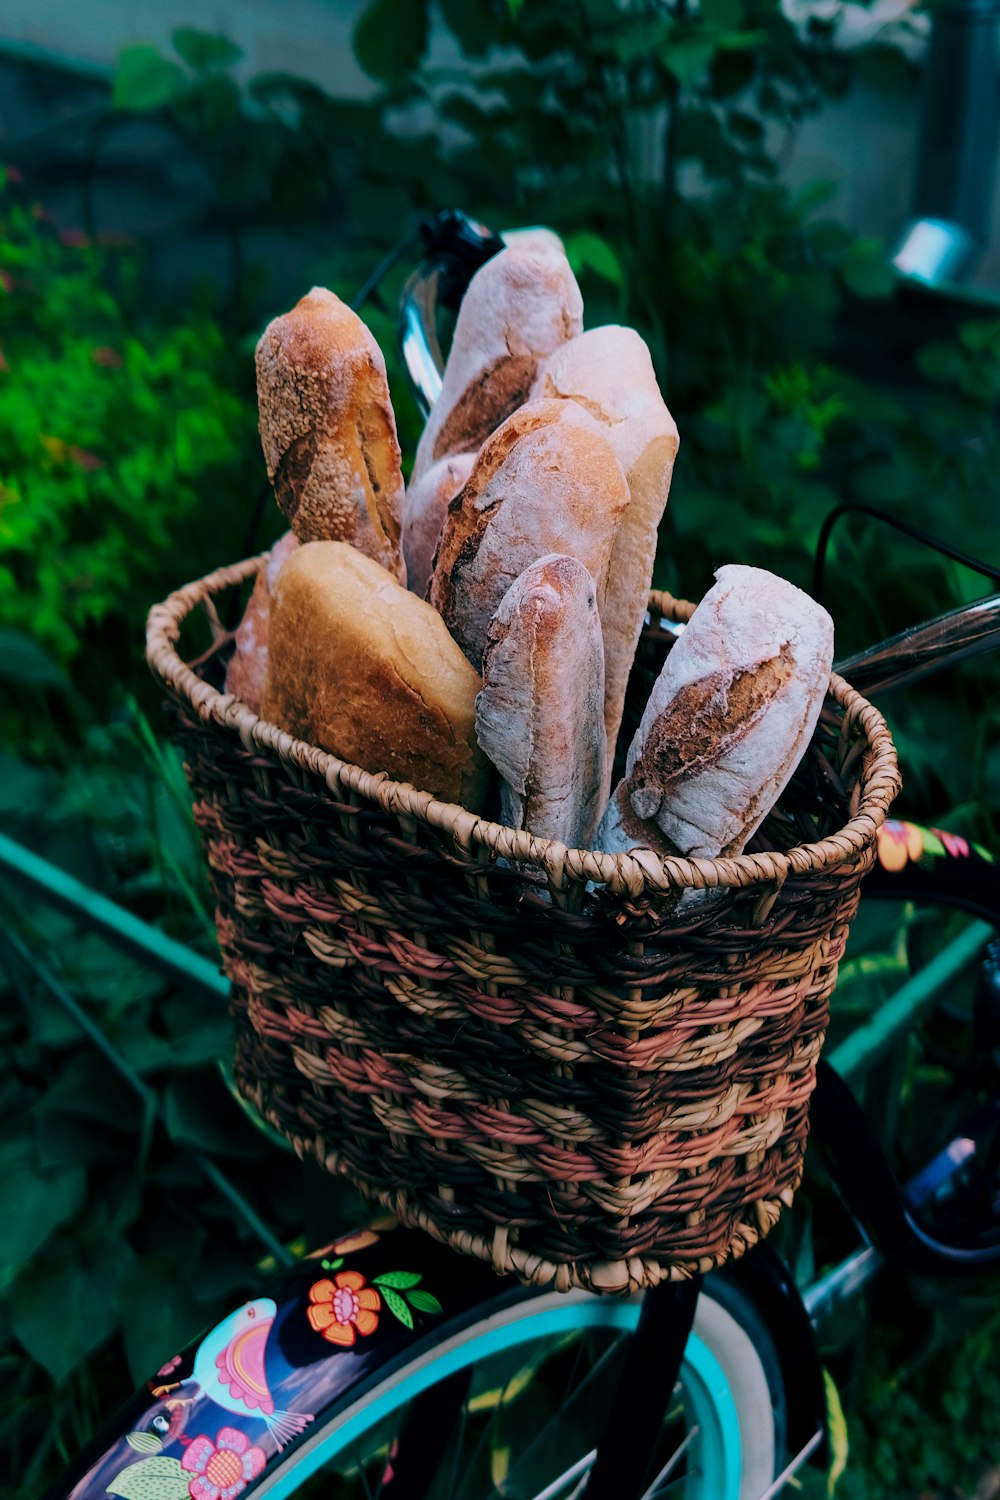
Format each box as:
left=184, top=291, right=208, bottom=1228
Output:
left=156, top=1354, right=182, bottom=1378
left=181, top=1427, right=266, bottom=1499
left=934, top=827, right=970, bottom=859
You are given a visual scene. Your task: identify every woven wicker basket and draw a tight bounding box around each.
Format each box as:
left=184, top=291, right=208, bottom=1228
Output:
left=147, top=554, right=899, bottom=1295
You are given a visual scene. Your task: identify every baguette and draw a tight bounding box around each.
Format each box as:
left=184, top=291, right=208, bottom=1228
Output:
left=224, top=530, right=300, bottom=712
left=256, top=287, right=405, bottom=580
left=262, top=541, right=489, bottom=809
left=477, top=554, right=607, bottom=847
left=412, top=245, right=583, bottom=484
left=533, top=326, right=679, bottom=789
left=428, top=399, right=630, bottom=671
left=595, top=566, right=834, bottom=859
left=401, top=452, right=476, bottom=600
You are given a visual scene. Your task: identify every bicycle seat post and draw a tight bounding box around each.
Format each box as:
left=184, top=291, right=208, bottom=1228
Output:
left=584, top=1275, right=702, bottom=1500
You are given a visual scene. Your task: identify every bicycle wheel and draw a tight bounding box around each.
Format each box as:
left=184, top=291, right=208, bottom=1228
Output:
left=257, top=1278, right=785, bottom=1499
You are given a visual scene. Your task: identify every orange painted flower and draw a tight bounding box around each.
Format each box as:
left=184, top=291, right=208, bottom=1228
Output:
left=307, top=1271, right=381, bottom=1346
left=877, top=819, right=924, bottom=873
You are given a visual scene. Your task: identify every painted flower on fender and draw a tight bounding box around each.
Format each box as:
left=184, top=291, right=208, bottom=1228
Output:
left=307, top=1270, right=381, bottom=1346
left=877, top=819, right=924, bottom=872
left=181, top=1426, right=266, bottom=1499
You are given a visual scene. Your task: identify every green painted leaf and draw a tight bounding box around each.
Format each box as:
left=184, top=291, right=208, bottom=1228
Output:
left=920, top=829, right=947, bottom=858
left=106, top=1454, right=190, bottom=1499
left=374, top=1270, right=423, bottom=1289
left=113, top=46, right=187, bottom=111
left=823, top=1367, right=849, bottom=1493
left=381, top=1286, right=414, bottom=1328
left=126, top=1432, right=164, bottom=1454
left=407, top=1288, right=443, bottom=1315
left=353, top=0, right=430, bottom=82
left=171, top=28, right=243, bottom=70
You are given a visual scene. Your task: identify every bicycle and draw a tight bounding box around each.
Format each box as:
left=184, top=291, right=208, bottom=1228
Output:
left=33, top=213, right=1000, bottom=1500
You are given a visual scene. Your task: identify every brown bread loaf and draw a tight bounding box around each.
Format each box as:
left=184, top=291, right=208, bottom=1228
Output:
left=401, top=452, right=476, bottom=600
left=532, top=326, right=679, bottom=792
left=428, top=399, right=630, bottom=671
left=476, top=554, right=607, bottom=847
left=224, top=530, right=300, bottom=712
left=255, top=288, right=405, bottom=581
left=262, top=541, right=489, bottom=810
left=596, top=565, right=834, bottom=859
left=411, top=245, right=583, bottom=484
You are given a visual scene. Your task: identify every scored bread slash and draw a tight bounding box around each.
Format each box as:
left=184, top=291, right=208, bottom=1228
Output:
left=477, top=553, right=607, bottom=848
left=255, top=287, right=406, bottom=582
left=429, top=399, right=630, bottom=672
left=262, top=541, right=489, bottom=811
left=411, top=243, right=583, bottom=485
left=596, top=565, right=835, bottom=860
left=532, top=326, right=679, bottom=797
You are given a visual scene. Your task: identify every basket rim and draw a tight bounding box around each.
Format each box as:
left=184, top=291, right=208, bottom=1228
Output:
left=146, top=552, right=901, bottom=898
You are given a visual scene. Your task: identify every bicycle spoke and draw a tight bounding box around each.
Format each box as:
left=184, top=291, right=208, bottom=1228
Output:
left=639, top=1426, right=699, bottom=1500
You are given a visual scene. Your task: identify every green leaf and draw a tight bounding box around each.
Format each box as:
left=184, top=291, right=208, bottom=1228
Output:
left=407, top=1288, right=443, bottom=1314
left=164, top=1071, right=268, bottom=1159
left=171, top=28, right=243, bottom=70
left=0, top=631, right=68, bottom=689
left=117, top=1255, right=208, bottom=1384
left=564, top=231, right=624, bottom=289
left=0, top=1140, right=85, bottom=1275
left=380, top=1286, right=414, bottom=1328
left=373, top=1270, right=423, bottom=1289
left=438, top=0, right=498, bottom=55
left=353, top=0, right=430, bottom=81
left=106, top=1455, right=190, bottom=1500
left=113, top=46, right=187, bottom=111
left=701, top=0, right=744, bottom=29
left=11, top=1249, right=118, bottom=1382
left=824, top=1367, right=849, bottom=1493
left=660, top=35, right=716, bottom=84
left=841, top=240, right=894, bottom=299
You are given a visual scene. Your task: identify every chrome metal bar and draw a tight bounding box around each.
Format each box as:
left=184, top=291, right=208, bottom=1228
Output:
left=802, top=1244, right=884, bottom=1321
left=755, top=1429, right=824, bottom=1499
left=834, top=593, right=1000, bottom=697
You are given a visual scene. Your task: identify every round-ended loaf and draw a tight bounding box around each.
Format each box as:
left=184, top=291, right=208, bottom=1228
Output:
left=429, top=399, right=630, bottom=671
left=256, top=287, right=406, bottom=581
left=402, top=452, right=476, bottom=600
left=596, top=565, right=835, bottom=859
left=532, top=326, right=679, bottom=789
left=411, top=245, right=583, bottom=484
left=477, top=553, right=607, bottom=848
left=262, top=541, right=489, bottom=810
left=224, top=530, right=300, bottom=712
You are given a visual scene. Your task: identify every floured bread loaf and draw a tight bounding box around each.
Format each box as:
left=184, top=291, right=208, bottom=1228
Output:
left=477, top=554, right=607, bottom=847
left=262, top=541, right=489, bottom=809
left=256, top=288, right=405, bottom=581
left=596, top=566, right=834, bottom=859
left=224, top=530, right=300, bottom=712
left=429, top=399, right=630, bottom=671
left=411, top=245, right=583, bottom=484
left=532, top=326, right=679, bottom=792
left=402, top=452, right=476, bottom=600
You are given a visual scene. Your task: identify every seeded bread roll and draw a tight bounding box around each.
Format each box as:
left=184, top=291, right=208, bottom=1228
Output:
left=477, top=554, right=607, bottom=847
left=411, top=245, right=583, bottom=484
left=224, top=530, right=300, bottom=712
left=256, top=288, right=405, bottom=581
left=595, top=566, right=834, bottom=859
left=402, top=452, right=476, bottom=600
left=429, top=399, right=631, bottom=671
left=532, top=326, right=679, bottom=792
left=262, top=542, right=489, bottom=809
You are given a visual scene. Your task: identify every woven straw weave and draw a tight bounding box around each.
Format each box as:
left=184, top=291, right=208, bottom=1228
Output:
left=147, top=554, right=899, bottom=1294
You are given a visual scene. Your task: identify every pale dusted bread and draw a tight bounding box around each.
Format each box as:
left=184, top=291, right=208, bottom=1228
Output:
left=533, top=326, right=679, bottom=791
left=477, top=554, right=607, bottom=847
left=262, top=542, right=489, bottom=810
left=256, top=288, right=405, bottom=580
left=224, top=530, right=300, bottom=712
left=595, top=566, right=834, bottom=859
left=402, top=452, right=476, bottom=600
left=428, top=399, right=630, bottom=671
left=411, top=245, right=583, bottom=484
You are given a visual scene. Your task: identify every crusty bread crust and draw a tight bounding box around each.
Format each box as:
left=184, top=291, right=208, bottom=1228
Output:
left=261, top=541, right=489, bottom=809
left=601, top=566, right=834, bottom=859
left=256, top=288, right=405, bottom=580
left=533, top=326, right=679, bottom=790
left=224, top=530, right=300, bottom=712
left=428, top=400, right=630, bottom=671
left=477, top=553, right=607, bottom=846
left=402, top=452, right=476, bottom=600
left=412, top=245, right=583, bottom=483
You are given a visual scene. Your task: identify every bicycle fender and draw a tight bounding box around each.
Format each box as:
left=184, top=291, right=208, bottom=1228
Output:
left=45, top=1221, right=531, bottom=1500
